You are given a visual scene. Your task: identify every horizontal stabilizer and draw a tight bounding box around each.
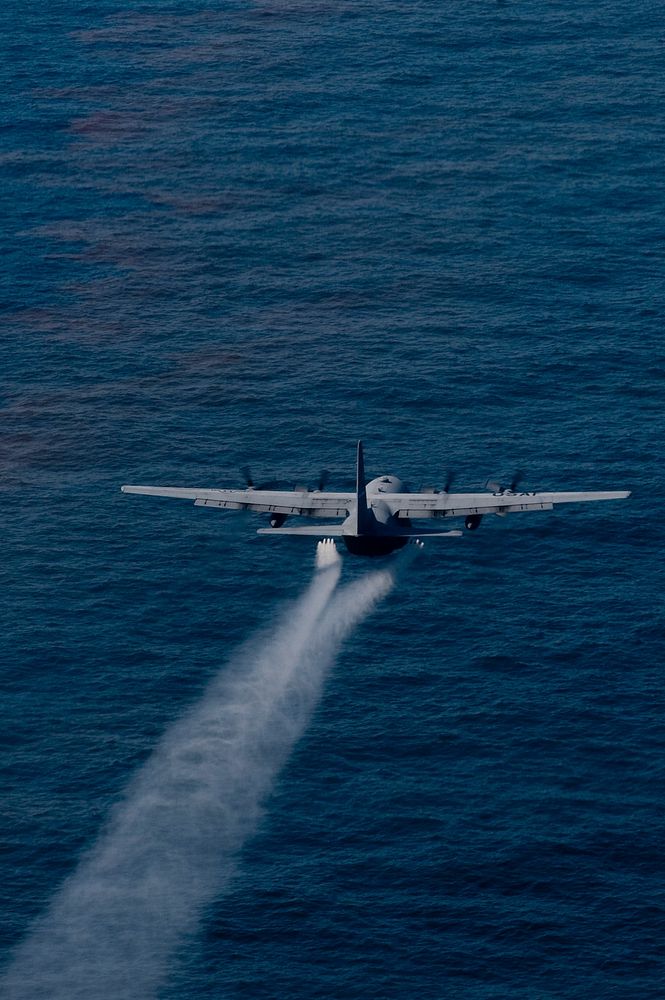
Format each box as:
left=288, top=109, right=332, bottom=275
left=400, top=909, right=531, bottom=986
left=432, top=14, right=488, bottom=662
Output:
left=257, top=526, right=463, bottom=539
left=257, top=525, right=345, bottom=537
left=397, top=529, right=463, bottom=537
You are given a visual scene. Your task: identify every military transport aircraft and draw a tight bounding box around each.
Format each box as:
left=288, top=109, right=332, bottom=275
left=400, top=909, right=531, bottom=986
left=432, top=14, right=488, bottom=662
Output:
left=121, top=441, right=630, bottom=556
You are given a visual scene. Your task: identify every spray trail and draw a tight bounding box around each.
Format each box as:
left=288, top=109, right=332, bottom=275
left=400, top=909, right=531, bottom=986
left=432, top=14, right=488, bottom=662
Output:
left=2, top=541, right=417, bottom=999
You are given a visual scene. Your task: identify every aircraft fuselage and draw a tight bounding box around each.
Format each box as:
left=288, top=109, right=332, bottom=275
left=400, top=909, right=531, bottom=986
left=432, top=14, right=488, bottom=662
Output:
left=341, top=474, right=412, bottom=556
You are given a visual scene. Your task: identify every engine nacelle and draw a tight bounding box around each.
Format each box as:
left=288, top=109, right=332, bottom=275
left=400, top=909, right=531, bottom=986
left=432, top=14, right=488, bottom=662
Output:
left=464, top=514, right=483, bottom=531
left=270, top=513, right=288, bottom=528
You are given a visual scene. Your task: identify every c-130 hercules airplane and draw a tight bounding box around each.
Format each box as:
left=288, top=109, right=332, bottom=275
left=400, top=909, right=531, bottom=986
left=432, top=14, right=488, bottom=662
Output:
left=121, top=442, right=630, bottom=557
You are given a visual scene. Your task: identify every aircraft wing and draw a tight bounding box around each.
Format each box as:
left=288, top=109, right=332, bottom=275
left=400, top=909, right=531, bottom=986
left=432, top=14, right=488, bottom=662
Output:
left=384, top=489, right=631, bottom=520
left=120, top=485, right=355, bottom=519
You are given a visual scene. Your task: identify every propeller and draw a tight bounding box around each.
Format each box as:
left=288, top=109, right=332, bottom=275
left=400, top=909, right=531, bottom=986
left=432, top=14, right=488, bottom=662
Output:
left=240, top=466, right=281, bottom=491
left=240, top=465, right=255, bottom=488
left=508, top=469, right=525, bottom=492
left=418, top=470, right=454, bottom=493
left=241, top=467, right=334, bottom=493
left=442, top=470, right=455, bottom=494
left=420, top=471, right=454, bottom=495
left=299, top=469, right=331, bottom=492
left=486, top=469, right=526, bottom=494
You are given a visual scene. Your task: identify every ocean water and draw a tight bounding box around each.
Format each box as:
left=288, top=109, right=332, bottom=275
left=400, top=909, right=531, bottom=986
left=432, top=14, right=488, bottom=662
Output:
left=2, top=1, right=664, bottom=997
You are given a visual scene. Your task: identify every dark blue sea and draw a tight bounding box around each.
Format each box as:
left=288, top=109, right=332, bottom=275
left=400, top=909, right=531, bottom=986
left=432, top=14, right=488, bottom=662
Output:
left=2, top=1, right=664, bottom=997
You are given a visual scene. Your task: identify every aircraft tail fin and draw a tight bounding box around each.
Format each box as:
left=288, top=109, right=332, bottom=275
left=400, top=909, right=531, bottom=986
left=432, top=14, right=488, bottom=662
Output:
left=352, top=440, right=370, bottom=534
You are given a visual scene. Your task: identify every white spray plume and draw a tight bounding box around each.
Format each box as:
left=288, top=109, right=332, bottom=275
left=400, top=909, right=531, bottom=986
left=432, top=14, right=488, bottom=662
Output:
left=315, top=536, right=340, bottom=571
left=2, top=540, right=419, bottom=999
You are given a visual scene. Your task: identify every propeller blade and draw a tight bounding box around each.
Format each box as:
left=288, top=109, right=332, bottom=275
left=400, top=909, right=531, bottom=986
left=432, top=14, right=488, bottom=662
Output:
left=317, top=469, right=331, bottom=492
left=241, top=466, right=281, bottom=490
left=486, top=471, right=526, bottom=493
left=442, top=470, right=455, bottom=494
left=509, top=469, right=525, bottom=492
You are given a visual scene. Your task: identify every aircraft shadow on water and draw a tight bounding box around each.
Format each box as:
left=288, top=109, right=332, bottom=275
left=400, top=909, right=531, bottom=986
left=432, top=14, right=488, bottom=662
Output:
left=122, top=441, right=630, bottom=557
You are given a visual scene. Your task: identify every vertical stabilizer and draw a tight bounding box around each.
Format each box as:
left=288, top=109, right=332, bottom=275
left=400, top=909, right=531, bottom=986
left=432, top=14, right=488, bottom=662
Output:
left=351, top=440, right=370, bottom=534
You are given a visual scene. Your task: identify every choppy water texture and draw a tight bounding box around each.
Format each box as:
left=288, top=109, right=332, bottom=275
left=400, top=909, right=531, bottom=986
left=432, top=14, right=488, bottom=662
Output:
left=2, top=1, right=664, bottom=997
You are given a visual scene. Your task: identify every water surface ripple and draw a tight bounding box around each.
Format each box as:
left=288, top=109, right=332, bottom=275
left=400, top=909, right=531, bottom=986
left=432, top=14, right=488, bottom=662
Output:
left=2, top=1, right=664, bottom=997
